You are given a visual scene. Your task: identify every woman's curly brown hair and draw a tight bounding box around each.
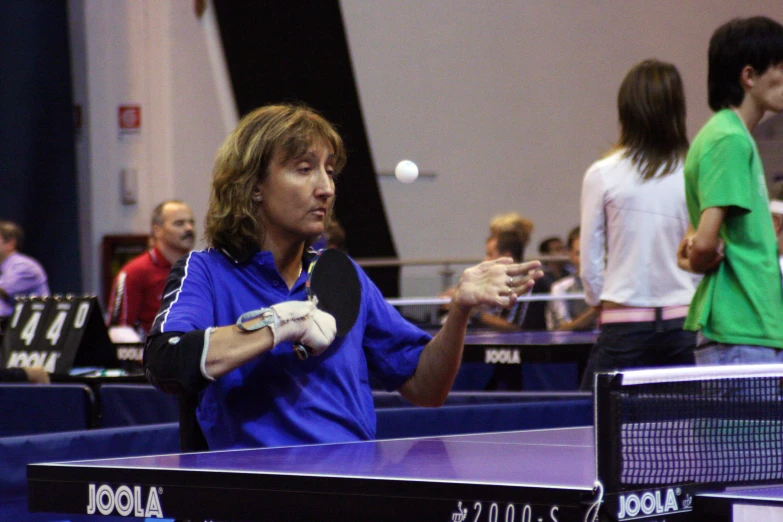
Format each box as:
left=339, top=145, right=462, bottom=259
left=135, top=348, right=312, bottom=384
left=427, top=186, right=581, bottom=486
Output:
left=205, top=104, right=346, bottom=255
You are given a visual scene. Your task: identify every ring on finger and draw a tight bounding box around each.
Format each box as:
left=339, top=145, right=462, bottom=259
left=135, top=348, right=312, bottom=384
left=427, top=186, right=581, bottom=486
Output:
left=507, top=276, right=514, bottom=286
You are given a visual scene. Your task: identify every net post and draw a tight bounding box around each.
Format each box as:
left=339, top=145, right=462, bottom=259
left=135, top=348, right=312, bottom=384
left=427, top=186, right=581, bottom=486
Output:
left=595, top=371, right=622, bottom=493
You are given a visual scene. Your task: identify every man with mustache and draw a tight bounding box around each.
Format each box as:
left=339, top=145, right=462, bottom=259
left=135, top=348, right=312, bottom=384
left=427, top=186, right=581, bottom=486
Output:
left=107, top=200, right=195, bottom=339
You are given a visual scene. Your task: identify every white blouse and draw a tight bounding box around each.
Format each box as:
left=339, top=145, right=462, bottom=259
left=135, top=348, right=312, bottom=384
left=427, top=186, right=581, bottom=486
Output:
left=579, top=150, right=698, bottom=308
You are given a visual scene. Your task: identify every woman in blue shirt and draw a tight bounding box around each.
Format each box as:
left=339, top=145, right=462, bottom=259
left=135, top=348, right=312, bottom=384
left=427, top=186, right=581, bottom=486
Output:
left=145, top=104, right=543, bottom=450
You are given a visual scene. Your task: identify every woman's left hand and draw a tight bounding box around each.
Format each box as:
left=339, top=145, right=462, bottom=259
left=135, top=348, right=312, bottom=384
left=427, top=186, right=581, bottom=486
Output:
left=451, top=258, right=544, bottom=312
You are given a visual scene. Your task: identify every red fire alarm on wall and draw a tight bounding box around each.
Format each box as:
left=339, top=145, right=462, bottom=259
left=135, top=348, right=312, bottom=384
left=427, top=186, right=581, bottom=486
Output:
left=118, top=105, right=141, bottom=130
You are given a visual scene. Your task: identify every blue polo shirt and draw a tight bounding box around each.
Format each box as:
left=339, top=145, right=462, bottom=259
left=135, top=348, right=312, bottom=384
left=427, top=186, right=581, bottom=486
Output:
left=153, top=248, right=430, bottom=449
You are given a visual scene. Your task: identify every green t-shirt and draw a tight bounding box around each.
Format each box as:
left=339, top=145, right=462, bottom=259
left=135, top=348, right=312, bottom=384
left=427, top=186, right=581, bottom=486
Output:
left=684, top=109, right=783, bottom=348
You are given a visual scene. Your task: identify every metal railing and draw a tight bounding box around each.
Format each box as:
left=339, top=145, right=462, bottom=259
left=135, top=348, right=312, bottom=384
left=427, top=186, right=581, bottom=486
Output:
left=354, top=254, right=572, bottom=291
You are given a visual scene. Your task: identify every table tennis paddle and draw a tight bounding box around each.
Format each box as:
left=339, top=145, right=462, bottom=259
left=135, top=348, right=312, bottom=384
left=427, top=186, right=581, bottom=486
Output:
left=293, top=248, right=361, bottom=360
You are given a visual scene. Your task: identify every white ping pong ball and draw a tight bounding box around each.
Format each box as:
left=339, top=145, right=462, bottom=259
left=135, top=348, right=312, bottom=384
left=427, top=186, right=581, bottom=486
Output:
left=394, top=160, right=419, bottom=183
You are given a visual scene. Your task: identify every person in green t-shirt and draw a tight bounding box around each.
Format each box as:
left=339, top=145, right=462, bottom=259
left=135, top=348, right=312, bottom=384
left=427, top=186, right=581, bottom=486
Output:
left=678, top=16, right=783, bottom=364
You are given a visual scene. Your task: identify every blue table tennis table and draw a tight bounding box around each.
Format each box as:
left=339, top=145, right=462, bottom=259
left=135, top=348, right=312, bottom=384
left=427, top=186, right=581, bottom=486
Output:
left=27, top=365, right=783, bottom=522
left=27, top=426, right=598, bottom=521
left=27, top=424, right=782, bottom=521
left=696, top=485, right=783, bottom=520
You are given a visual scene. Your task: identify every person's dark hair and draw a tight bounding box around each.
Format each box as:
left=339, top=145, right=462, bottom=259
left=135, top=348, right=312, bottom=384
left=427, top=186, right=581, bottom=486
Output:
left=151, top=199, right=186, bottom=230
left=566, top=226, right=580, bottom=250
left=495, top=231, right=524, bottom=262
left=616, top=59, right=689, bottom=180
left=708, top=16, right=783, bottom=111
left=205, top=104, right=346, bottom=255
left=538, top=236, right=563, bottom=255
left=0, top=221, right=24, bottom=251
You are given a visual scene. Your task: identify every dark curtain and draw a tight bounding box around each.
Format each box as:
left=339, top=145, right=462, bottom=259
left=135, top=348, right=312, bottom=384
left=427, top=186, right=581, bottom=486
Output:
left=0, top=0, right=80, bottom=294
left=213, top=1, right=399, bottom=296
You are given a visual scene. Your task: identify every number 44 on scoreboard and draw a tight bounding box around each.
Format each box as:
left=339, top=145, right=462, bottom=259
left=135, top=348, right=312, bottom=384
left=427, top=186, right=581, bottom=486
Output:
left=1, top=296, right=117, bottom=374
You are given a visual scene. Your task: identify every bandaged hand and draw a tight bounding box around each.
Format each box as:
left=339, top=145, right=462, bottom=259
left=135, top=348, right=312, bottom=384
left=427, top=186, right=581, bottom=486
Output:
left=270, top=301, right=336, bottom=356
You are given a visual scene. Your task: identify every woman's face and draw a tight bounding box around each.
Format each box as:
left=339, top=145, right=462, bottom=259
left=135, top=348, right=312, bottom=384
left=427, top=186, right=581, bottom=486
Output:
left=256, top=142, right=336, bottom=245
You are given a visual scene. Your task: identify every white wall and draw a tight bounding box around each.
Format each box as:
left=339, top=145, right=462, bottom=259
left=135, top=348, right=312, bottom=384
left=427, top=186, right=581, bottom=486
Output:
left=340, top=0, right=783, bottom=295
left=69, top=1, right=783, bottom=298
left=758, top=112, right=783, bottom=187
left=70, top=0, right=231, bottom=297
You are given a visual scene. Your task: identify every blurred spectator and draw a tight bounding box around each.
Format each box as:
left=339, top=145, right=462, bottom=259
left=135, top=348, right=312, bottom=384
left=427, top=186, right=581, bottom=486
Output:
left=311, top=214, right=346, bottom=251
left=440, top=229, right=529, bottom=331
left=0, top=366, right=50, bottom=384
left=546, top=227, right=597, bottom=330
left=0, top=221, right=50, bottom=321
left=107, top=200, right=195, bottom=339
left=538, top=236, right=571, bottom=281
left=489, top=212, right=533, bottom=257
left=478, top=231, right=531, bottom=390
left=471, top=231, right=529, bottom=331
left=0, top=221, right=53, bottom=384
left=509, top=237, right=566, bottom=331
left=538, top=236, right=564, bottom=256
left=324, top=216, right=347, bottom=251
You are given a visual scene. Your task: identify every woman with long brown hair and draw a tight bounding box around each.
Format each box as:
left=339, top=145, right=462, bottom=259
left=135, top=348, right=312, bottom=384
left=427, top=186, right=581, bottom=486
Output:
left=579, top=59, right=698, bottom=389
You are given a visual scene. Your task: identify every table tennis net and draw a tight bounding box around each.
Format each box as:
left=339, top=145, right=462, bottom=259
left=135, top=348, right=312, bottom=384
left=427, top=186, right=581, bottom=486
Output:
left=596, top=365, right=783, bottom=490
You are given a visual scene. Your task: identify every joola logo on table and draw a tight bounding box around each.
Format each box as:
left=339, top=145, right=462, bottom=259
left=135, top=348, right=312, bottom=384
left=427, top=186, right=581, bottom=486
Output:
left=484, top=348, right=521, bottom=364
left=86, top=484, right=163, bottom=517
left=616, top=487, right=692, bottom=520
left=5, top=351, right=61, bottom=372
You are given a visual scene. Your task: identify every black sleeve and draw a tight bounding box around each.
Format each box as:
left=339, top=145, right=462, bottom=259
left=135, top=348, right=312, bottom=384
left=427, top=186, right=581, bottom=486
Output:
left=144, top=330, right=211, bottom=395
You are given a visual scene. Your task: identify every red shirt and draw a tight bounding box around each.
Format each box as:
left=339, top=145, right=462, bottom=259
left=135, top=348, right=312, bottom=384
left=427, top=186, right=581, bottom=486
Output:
left=107, top=247, right=173, bottom=336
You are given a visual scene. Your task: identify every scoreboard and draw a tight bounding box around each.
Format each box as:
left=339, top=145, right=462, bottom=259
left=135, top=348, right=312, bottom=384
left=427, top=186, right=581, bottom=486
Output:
left=1, top=296, right=118, bottom=374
